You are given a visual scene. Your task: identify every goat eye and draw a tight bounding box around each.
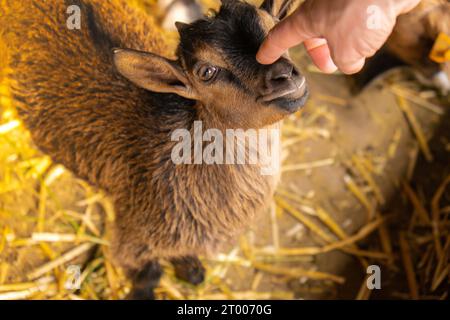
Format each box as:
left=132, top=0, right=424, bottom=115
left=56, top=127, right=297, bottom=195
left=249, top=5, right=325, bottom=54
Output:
left=197, top=65, right=218, bottom=82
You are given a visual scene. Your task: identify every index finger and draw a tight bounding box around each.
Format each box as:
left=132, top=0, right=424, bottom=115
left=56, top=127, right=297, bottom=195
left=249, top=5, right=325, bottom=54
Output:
left=256, top=9, right=313, bottom=64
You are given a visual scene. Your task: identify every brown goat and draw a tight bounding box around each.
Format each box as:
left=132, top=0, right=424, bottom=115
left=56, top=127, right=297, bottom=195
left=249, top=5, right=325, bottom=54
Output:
left=387, top=0, right=450, bottom=95
left=1, top=0, right=308, bottom=298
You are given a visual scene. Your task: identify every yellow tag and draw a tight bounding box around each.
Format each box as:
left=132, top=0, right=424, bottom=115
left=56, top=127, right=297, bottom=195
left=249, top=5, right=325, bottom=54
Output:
left=430, top=32, right=450, bottom=63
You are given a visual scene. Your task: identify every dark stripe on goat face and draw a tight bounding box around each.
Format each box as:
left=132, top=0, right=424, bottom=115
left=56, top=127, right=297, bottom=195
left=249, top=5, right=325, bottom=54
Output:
left=217, top=2, right=267, bottom=77
left=219, top=69, right=251, bottom=94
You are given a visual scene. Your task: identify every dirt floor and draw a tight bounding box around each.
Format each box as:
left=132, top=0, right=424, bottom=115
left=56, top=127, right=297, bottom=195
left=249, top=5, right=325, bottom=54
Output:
left=0, top=0, right=449, bottom=300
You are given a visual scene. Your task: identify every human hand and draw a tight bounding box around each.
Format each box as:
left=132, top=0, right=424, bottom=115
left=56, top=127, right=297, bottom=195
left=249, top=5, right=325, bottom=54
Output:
left=256, top=0, right=421, bottom=74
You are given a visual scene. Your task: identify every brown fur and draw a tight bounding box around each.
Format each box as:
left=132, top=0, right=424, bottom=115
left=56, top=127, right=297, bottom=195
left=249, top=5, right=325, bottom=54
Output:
left=1, top=0, right=300, bottom=295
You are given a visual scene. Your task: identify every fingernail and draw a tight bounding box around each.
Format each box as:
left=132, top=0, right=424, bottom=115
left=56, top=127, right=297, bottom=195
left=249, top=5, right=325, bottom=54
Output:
left=323, top=58, right=338, bottom=73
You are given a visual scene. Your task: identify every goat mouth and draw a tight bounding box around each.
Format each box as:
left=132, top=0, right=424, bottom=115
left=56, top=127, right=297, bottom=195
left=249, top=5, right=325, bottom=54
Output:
left=258, top=77, right=308, bottom=113
left=269, top=88, right=309, bottom=113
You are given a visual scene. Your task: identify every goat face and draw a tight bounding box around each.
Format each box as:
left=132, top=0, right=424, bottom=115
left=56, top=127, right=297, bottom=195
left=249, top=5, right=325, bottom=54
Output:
left=114, top=0, right=308, bottom=129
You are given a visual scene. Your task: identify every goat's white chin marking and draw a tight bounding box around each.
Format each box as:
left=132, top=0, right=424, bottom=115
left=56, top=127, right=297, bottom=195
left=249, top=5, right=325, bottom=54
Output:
left=260, top=87, right=297, bottom=102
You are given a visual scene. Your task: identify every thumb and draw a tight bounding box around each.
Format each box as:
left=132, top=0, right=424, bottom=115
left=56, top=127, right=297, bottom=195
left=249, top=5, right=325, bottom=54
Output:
left=256, top=8, right=314, bottom=64
left=336, top=57, right=366, bottom=75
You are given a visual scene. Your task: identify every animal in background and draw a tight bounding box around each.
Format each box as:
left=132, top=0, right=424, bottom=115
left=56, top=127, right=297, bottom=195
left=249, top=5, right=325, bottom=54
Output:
left=386, top=0, right=450, bottom=95
left=159, top=0, right=203, bottom=30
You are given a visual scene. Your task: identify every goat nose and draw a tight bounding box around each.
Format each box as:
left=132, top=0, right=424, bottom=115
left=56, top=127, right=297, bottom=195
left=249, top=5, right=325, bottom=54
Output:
left=265, top=60, right=294, bottom=87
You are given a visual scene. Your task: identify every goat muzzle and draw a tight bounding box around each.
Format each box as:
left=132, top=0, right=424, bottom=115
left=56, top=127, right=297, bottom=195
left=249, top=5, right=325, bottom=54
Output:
left=258, top=66, right=308, bottom=113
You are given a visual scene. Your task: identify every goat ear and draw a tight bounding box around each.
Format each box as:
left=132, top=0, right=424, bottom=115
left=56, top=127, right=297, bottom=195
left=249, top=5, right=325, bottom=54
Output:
left=260, top=0, right=291, bottom=19
left=113, top=48, right=198, bottom=100
left=175, top=21, right=189, bottom=33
